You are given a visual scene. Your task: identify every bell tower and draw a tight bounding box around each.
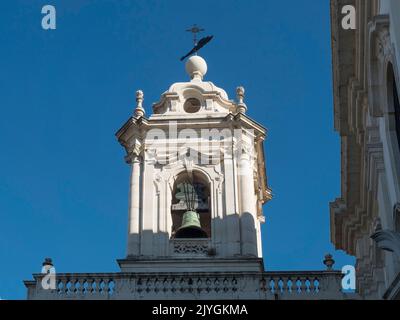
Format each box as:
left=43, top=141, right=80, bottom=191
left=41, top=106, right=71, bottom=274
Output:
left=116, top=55, right=271, bottom=272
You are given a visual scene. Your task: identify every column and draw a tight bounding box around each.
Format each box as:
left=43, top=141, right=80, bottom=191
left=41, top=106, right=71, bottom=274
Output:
left=127, top=155, right=141, bottom=256
left=140, top=159, right=154, bottom=256
left=239, top=152, right=258, bottom=256
left=223, top=152, right=241, bottom=256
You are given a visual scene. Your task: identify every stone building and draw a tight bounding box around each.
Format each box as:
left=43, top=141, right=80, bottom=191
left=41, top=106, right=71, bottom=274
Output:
left=24, top=56, right=348, bottom=300
left=330, top=0, right=400, bottom=299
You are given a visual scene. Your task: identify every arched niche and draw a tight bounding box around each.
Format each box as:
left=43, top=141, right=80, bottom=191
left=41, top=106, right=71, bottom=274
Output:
left=170, top=170, right=211, bottom=239
left=386, top=63, right=400, bottom=157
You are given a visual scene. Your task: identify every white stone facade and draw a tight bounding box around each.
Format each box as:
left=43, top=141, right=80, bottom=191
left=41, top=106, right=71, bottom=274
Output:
left=115, top=56, right=271, bottom=271
left=330, top=0, right=400, bottom=299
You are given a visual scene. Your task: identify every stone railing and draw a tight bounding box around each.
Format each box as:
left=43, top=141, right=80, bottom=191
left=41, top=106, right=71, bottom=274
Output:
left=259, top=271, right=346, bottom=300
left=24, top=270, right=353, bottom=300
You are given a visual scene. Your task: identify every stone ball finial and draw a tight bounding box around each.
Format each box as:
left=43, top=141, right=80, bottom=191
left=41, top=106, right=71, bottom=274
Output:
left=323, top=254, right=335, bottom=270
left=236, top=86, right=247, bottom=113
left=185, top=55, right=207, bottom=81
left=134, top=90, right=145, bottom=118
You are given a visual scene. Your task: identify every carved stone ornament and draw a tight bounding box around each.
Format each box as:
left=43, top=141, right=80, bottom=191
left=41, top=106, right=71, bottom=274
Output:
left=371, top=209, right=400, bottom=258
left=125, top=140, right=143, bottom=163
left=171, top=239, right=210, bottom=255
left=134, top=90, right=145, bottom=118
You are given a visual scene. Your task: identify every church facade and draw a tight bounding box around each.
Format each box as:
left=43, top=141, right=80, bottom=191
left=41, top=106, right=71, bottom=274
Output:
left=24, top=54, right=349, bottom=300
left=330, top=0, right=400, bottom=299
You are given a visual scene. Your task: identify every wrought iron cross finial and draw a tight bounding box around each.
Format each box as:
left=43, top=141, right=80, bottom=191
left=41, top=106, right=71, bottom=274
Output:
left=186, top=24, right=204, bottom=46
left=180, top=25, right=213, bottom=61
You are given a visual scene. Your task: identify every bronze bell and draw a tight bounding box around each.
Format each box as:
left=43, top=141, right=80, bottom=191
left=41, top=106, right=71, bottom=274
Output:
left=175, top=210, right=208, bottom=238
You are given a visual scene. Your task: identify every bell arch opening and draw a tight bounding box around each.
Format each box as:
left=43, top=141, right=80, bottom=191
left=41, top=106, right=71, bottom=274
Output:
left=386, top=63, right=400, bottom=173
left=170, top=170, right=211, bottom=239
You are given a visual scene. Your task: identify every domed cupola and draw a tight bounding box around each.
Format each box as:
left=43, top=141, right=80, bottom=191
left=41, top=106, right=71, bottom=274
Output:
left=151, top=55, right=240, bottom=118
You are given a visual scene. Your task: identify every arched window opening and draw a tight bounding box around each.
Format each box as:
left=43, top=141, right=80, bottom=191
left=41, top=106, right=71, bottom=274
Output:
left=387, top=64, right=400, bottom=155
left=393, top=73, right=400, bottom=153
left=171, top=171, right=211, bottom=239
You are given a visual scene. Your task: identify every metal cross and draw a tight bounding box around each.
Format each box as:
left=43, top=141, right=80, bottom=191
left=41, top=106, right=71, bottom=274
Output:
left=186, top=24, right=204, bottom=46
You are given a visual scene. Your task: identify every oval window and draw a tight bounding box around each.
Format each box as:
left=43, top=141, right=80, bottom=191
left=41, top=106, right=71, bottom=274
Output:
left=183, top=98, right=201, bottom=113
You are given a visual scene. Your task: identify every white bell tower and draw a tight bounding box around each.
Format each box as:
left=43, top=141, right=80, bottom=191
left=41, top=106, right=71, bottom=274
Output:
left=116, top=55, right=271, bottom=272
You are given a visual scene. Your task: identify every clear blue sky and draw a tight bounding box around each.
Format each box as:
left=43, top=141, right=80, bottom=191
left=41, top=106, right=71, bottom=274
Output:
left=0, top=0, right=354, bottom=299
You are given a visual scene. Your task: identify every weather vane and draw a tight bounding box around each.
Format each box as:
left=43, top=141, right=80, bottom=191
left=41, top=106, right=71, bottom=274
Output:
left=180, top=24, right=213, bottom=61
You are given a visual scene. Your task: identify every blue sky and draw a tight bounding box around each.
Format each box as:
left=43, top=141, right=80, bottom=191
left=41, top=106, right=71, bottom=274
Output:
left=0, top=0, right=354, bottom=299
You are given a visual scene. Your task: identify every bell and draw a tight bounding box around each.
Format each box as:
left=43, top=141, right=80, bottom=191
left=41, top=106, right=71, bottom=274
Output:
left=175, top=210, right=208, bottom=238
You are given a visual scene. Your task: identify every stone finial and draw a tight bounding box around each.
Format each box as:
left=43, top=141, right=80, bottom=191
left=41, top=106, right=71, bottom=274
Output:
left=134, top=90, right=145, bottom=117
left=236, top=86, right=245, bottom=103
left=236, top=86, right=247, bottom=113
left=42, top=257, right=53, bottom=267
left=323, top=254, right=335, bottom=270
